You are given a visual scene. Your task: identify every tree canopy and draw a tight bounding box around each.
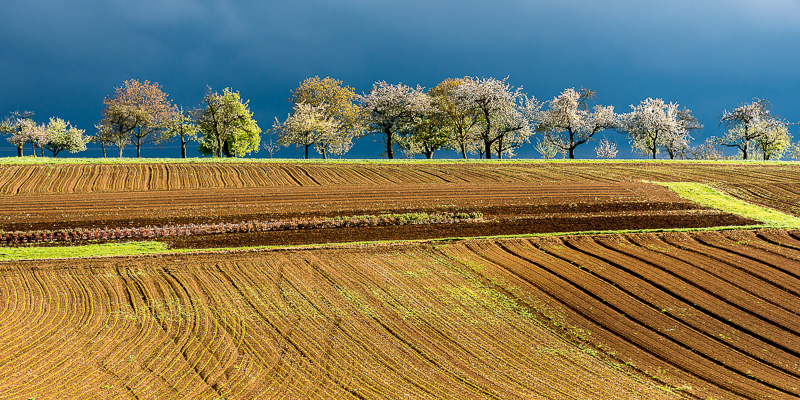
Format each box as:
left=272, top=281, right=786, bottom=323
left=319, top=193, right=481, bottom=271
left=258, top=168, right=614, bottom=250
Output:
left=196, top=88, right=261, bottom=158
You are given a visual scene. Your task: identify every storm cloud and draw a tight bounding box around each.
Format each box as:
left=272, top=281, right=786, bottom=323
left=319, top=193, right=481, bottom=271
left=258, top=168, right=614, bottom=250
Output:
left=2, top=0, right=799, bottom=158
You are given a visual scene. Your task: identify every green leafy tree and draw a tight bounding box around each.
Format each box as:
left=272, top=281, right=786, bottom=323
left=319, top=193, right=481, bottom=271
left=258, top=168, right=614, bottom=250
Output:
left=290, top=76, right=362, bottom=137
left=163, top=107, right=198, bottom=158
left=429, top=77, right=481, bottom=158
left=754, top=120, right=791, bottom=160
left=196, top=87, right=261, bottom=157
left=397, top=103, right=451, bottom=159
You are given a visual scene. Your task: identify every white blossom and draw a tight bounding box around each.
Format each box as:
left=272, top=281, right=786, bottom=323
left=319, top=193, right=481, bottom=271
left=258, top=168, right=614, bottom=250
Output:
left=359, top=81, right=430, bottom=159
left=621, top=98, right=697, bottom=159
left=274, top=102, right=350, bottom=159
left=451, top=77, right=538, bottom=159
left=537, top=88, right=618, bottom=159
left=594, top=138, right=619, bottom=159
left=719, top=98, right=782, bottom=160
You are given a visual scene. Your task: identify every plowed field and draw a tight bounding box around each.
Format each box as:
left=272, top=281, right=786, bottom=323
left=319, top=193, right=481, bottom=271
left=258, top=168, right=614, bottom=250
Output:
left=442, top=229, right=800, bottom=399
left=3, top=161, right=800, bottom=399
left=0, top=244, right=677, bottom=399
left=0, top=162, right=797, bottom=217
left=0, top=182, right=754, bottom=244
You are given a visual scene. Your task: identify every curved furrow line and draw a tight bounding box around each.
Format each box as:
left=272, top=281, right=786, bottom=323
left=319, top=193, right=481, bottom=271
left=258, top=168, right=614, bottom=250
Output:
left=757, top=230, right=800, bottom=251
left=222, top=257, right=338, bottom=399
left=693, top=232, right=800, bottom=280
left=413, top=246, right=634, bottom=397
left=211, top=262, right=302, bottom=399
left=94, top=267, right=179, bottom=399
left=723, top=230, right=800, bottom=264
left=321, top=249, right=542, bottom=397
left=661, top=233, right=800, bottom=298
left=459, top=240, right=730, bottom=399
left=630, top=234, right=800, bottom=317
left=0, top=267, right=29, bottom=348
left=19, top=270, right=98, bottom=399
left=283, top=254, right=449, bottom=399
left=578, top=236, right=800, bottom=379
left=47, top=272, right=131, bottom=399
left=590, top=236, right=800, bottom=350
left=164, top=271, right=233, bottom=399
left=322, top=248, right=551, bottom=398
left=123, top=269, right=216, bottom=399
left=118, top=270, right=194, bottom=399
left=114, top=269, right=200, bottom=398
left=501, top=237, right=798, bottom=398
left=0, top=269, right=71, bottom=382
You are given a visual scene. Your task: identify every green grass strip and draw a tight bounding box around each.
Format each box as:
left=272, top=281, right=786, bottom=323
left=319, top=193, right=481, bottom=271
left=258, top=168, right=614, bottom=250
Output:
left=0, top=241, right=170, bottom=261
left=658, top=182, right=800, bottom=228
left=1, top=156, right=799, bottom=166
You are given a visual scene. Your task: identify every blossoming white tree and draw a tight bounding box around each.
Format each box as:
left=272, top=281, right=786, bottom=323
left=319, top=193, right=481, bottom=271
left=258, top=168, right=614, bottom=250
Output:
left=0, top=110, right=36, bottom=156
left=6, top=118, right=49, bottom=157
left=452, top=77, right=538, bottom=159
left=594, top=138, right=618, bottom=159
left=621, top=98, right=698, bottom=159
left=359, top=81, right=429, bottom=159
left=536, top=88, right=618, bottom=159
left=274, top=102, right=350, bottom=159
left=719, top=99, right=781, bottom=160
left=43, top=117, right=88, bottom=157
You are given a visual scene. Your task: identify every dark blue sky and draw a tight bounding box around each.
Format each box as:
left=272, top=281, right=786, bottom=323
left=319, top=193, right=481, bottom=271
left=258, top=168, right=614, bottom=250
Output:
left=2, top=0, right=799, bottom=159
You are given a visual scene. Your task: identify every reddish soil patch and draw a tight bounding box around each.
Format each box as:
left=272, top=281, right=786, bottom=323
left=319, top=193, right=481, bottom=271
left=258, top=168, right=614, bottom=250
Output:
left=157, top=212, right=755, bottom=249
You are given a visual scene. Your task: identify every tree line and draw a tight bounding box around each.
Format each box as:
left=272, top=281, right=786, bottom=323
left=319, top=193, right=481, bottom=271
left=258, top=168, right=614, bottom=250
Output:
left=2, top=77, right=799, bottom=160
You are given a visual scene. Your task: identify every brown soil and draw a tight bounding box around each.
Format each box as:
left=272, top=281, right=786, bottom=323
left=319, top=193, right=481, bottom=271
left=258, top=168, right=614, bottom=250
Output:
left=443, top=229, right=800, bottom=399
left=0, top=238, right=682, bottom=399
left=156, top=212, right=755, bottom=249
left=0, top=182, right=721, bottom=231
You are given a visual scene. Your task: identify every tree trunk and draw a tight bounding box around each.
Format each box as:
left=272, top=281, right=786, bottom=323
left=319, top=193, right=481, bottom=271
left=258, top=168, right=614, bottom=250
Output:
left=742, top=142, right=749, bottom=160
left=181, top=138, right=187, bottom=158
left=322, top=147, right=327, bottom=160
left=385, top=129, right=394, bottom=159
left=17, top=145, right=22, bottom=157
left=30, top=142, right=36, bottom=157
left=136, top=137, right=142, bottom=158
left=460, top=144, right=467, bottom=159
left=101, top=143, right=107, bottom=158
left=118, top=146, right=124, bottom=158
left=484, top=140, right=492, bottom=159
left=652, top=146, right=657, bottom=159
left=40, top=147, right=45, bottom=157
left=496, top=136, right=504, bottom=159
left=568, top=147, right=575, bottom=159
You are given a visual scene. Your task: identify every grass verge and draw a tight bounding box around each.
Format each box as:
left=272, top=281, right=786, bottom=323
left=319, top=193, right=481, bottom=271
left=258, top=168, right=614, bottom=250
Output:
left=1, top=156, right=799, bottom=165
left=0, top=241, right=170, bottom=261
left=658, top=182, right=800, bottom=228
